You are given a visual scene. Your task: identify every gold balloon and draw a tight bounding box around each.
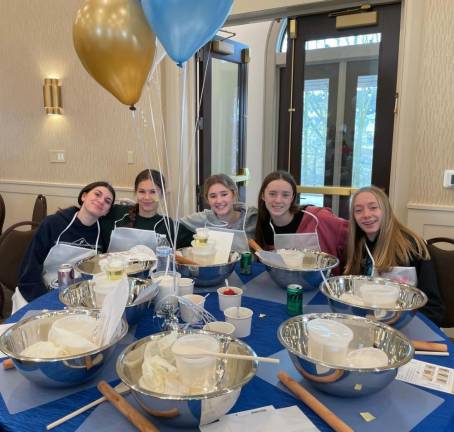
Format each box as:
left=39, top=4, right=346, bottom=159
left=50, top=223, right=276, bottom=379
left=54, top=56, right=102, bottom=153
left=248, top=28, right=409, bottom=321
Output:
left=73, top=0, right=155, bottom=107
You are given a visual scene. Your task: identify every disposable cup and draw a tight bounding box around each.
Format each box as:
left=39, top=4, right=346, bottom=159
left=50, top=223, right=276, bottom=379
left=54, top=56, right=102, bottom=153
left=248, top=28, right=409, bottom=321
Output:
left=217, top=286, right=243, bottom=311
left=105, top=256, right=128, bottom=281
left=178, top=278, right=195, bottom=296
left=224, top=306, right=253, bottom=338
left=307, top=318, right=353, bottom=365
left=359, top=283, right=400, bottom=308
left=172, top=334, right=219, bottom=392
left=203, top=321, right=236, bottom=335
left=179, top=294, right=206, bottom=324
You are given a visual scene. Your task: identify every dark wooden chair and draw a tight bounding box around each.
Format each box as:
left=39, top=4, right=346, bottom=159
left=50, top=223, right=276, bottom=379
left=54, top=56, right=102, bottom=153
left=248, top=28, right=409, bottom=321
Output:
left=32, top=194, right=47, bottom=225
left=0, top=194, right=5, bottom=235
left=427, top=237, right=454, bottom=328
left=0, top=221, right=38, bottom=320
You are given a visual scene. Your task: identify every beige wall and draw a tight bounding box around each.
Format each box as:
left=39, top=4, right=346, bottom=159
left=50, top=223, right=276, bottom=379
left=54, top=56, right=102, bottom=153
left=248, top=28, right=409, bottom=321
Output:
left=409, top=1, right=454, bottom=206
left=0, top=0, right=193, bottom=228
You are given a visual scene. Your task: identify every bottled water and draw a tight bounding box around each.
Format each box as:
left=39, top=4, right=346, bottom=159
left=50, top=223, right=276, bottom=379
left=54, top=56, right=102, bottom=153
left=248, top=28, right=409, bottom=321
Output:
left=156, top=235, right=172, bottom=273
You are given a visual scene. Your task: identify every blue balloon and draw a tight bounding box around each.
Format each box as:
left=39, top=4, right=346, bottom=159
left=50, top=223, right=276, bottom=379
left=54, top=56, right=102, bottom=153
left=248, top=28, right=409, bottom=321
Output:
left=141, top=0, right=233, bottom=66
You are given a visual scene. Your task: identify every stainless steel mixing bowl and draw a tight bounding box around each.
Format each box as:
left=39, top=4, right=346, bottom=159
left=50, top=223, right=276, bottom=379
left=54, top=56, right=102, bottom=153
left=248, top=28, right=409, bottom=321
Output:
left=116, top=329, right=257, bottom=428
left=320, top=275, right=428, bottom=328
left=262, top=250, right=339, bottom=291
left=75, top=252, right=154, bottom=280
left=59, top=277, right=158, bottom=325
left=278, top=313, right=413, bottom=397
left=0, top=309, right=128, bottom=388
left=175, top=249, right=241, bottom=288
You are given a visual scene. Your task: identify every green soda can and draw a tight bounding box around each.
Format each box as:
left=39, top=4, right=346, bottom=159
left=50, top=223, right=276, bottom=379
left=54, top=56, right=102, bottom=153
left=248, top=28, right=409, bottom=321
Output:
left=287, top=284, right=303, bottom=316
left=240, top=251, right=252, bottom=275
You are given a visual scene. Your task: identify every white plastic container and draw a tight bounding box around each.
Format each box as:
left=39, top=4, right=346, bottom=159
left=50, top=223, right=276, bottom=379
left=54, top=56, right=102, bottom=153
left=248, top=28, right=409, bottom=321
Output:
left=307, top=318, right=353, bottom=365
left=347, top=347, right=389, bottom=368
left=359, top=283, right=400, bottom=308
left=190, top=240, right=216, bottom=265
left=224, top=306, right=253, bottom=338
left=277, top=249, right=303, bottom=269
left=179, top=294, right=206, bottom=324
left=203, top=321, right=236, bottom=335
left=217, top=286, right=243, bottom=311
left=171, top=334, right=219, bottom=392
left=178, top=278, right=194, bottom=296
left=92, top=275, right=114, bottom=307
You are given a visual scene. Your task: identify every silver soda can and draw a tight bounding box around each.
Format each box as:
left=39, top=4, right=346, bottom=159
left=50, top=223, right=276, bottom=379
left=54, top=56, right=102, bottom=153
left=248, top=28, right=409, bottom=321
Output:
left=58, top=264, right=74, bottom=287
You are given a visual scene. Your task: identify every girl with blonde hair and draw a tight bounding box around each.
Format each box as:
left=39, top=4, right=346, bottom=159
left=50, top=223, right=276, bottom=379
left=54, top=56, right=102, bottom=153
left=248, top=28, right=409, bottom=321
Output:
left=345, top=185, right=444, bottom=325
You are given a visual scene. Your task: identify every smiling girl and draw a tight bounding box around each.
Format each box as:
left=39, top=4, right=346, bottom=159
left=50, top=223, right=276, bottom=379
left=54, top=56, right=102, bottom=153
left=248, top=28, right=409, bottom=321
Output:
left=345, top=185, right=444, bottom=325
left=17, top=181, right=115, bottom=304
left=255, top=171, right=348, bottom=268
left=101, top=169, right=193, bottom=251
left=180, top=174, right=257, bottom=251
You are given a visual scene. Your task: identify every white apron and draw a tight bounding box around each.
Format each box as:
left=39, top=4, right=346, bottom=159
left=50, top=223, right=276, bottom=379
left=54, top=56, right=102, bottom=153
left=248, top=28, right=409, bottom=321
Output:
left=108, top=214, right=159, bottom=252
left=365, top=243, right=418, bottom=286
left=271, top=210, right=321, bottom=251
left=207, top=206, right=250, bottom=253
left=12, top=212, right=100, bottom=313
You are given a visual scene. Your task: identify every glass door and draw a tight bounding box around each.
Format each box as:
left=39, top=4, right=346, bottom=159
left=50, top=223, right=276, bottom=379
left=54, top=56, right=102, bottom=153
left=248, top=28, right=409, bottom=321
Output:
left=278, top=3, right=401, bottom=218
left=197, top=38, right=249, bottom=209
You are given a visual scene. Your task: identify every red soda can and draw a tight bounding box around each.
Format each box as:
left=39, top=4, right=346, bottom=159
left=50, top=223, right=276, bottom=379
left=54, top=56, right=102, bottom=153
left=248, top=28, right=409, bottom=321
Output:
left=58, top=264, right=74, bottom=287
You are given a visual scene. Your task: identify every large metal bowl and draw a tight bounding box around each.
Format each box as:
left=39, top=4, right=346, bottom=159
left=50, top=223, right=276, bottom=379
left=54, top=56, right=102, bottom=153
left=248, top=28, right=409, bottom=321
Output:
left=262, top=250, right=339, bottom=291
left=278, top=313, right=413, bottom=397
left=320, top=276, right=428, bottom=328
left=0, top=309, right=128, bottom=388
left=116, top=329, right=258, bottom=428
left=75, top=253, right=155, bottom=280
left=175, top=249, right=241, bottom=288
left=59, top=277, right=158, bottom=325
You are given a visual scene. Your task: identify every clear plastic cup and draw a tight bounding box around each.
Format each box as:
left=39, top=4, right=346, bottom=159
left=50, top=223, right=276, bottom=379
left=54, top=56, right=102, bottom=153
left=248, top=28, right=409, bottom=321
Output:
left=152, top=271, right=181, bottom=307
left=178, top=278, right=195, bottom=296
left=203, top=321, right=236, bottom=335
left=172, top=334, right=219, bottom=392
left=306, top=318, right=353, bottom=365
left=359, top=283, right=400, bottom=308
left=347, top=347, right=389, bottom=368
left=217, top=286, right=243, bottom=311
left=105, top=256, right=128, bottom=281
left=224, top=306, right=253, bottom=338
left=179, top=294, right=206, bottom=324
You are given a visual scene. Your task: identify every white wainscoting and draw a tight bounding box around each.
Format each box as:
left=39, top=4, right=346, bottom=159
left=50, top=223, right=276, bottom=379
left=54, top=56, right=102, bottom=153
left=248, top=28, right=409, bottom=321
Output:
left=0, top=179, right=134, bottom=230
left=407, top=203, right=454, bottom=242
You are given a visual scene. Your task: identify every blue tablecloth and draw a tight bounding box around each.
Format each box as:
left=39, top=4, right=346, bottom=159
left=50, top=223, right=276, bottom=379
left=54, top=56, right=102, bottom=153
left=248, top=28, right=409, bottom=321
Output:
left=1, top=262, right=454, bottom=431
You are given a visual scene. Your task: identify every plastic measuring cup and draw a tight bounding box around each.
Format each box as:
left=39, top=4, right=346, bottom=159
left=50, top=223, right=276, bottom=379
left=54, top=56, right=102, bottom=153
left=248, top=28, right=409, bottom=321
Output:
left=171, top=334, right=219, bottom=392
left=307, top=318, right=353, bottom=365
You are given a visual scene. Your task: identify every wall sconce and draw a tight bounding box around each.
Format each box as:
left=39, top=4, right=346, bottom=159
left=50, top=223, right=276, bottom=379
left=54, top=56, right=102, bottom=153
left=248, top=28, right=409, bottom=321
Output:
left=43, top=78, right=63, bottom=115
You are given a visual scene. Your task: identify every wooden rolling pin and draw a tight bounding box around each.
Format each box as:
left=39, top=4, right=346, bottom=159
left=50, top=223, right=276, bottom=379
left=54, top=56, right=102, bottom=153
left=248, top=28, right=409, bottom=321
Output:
left=2, top=359, right=15, bottom=370
left=98, top=381, right=159, bottom=432
left=174, top=254, right=198, bottom=266
left=411, top=340, right=448, bottom=352
left=278, top=371, right=353, bottom=432
left=248, top=239, right=262, bottom=252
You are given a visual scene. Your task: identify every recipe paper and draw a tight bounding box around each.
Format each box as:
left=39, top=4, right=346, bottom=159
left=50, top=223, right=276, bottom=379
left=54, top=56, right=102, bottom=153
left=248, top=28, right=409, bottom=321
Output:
left=397, top=359, right=454, bottom=394
left=200, top=405, right=319, bottom=432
